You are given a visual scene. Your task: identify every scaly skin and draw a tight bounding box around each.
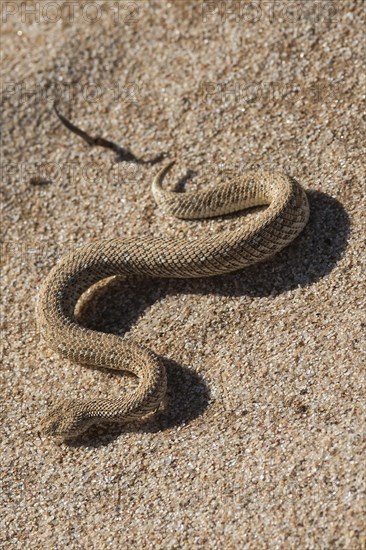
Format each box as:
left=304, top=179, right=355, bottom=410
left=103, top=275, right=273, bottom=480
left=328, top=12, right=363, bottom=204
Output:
left=37, top=162, right=309, bottom=439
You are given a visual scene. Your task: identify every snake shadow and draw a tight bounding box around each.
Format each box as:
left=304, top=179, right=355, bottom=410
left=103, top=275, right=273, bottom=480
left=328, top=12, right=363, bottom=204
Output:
left=68, top=190, right=349, bottom=447
left=197, top=189, right=351, bottom=298
left=67, top=358, right=210, bottom=448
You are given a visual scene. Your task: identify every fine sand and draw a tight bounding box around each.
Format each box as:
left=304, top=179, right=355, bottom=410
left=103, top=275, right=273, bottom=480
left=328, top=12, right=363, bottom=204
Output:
left=1, top=1, right=365, bottom=548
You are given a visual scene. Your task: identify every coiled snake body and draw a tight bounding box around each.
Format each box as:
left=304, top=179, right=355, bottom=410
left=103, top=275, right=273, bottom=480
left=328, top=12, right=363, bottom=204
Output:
left=37, top=163, right=309, bottom=438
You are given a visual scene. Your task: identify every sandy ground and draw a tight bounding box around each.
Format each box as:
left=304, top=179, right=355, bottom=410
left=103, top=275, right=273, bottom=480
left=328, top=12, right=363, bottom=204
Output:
left=1, top=0, right=365, bottom=548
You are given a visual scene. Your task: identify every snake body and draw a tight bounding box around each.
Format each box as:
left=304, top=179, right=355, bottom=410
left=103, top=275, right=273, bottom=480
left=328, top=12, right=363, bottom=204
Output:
left=37, top=163, right=309, bottom=438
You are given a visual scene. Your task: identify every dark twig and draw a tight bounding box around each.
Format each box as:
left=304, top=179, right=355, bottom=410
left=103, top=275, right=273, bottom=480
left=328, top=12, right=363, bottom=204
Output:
left=53, top=103, right=166, bottom=165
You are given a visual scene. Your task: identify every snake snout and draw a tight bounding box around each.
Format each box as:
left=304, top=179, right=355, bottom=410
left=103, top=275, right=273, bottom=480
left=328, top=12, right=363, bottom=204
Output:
left=39, top=399, right=93, bottom=439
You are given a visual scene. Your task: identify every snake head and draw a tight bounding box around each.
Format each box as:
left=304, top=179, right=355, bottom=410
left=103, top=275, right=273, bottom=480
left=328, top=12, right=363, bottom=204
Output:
left=39, top=399, right=94, bottom=439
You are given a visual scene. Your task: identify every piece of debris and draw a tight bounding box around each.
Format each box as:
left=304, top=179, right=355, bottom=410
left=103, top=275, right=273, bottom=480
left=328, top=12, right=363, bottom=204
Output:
left=53, top=103, right=165, bottom=165
left=29, top=177, right=52, bottom=186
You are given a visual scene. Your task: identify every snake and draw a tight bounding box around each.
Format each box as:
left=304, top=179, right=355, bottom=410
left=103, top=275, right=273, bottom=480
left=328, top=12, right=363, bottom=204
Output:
left=37, top=161, right=309, bottom=439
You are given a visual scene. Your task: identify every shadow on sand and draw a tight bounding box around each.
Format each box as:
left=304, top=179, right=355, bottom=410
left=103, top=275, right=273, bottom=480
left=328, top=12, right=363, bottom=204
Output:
left=66, top=190, right=350, bottom=447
